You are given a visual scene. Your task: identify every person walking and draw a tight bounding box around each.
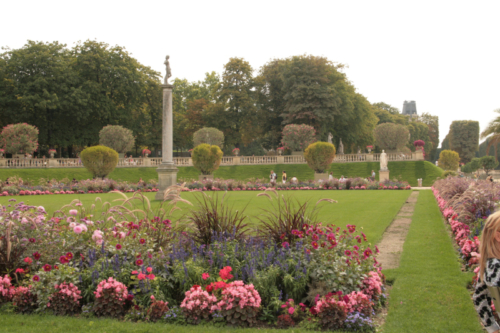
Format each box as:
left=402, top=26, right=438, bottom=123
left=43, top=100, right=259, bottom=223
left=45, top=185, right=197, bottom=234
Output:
left=282, top=170, right=287, bottom=184
left=329, top=172, right=333, bottom=180
left=270, top=170, right=274, bottom=183
left=371, top=170, right=376, bottom=181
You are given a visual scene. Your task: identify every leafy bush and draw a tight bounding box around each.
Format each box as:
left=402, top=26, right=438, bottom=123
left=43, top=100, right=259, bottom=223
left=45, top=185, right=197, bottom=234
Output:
left=217, top=281, right=261, bottom=327
left=442, top=170, right=458, bottom=178
left=438, top=149, right=460, bottom=171
left=314, top=293, right=348, bottom=330
left=192, top=144, right=223, bottom=175
left=193, top=127, right=224, bottom=148
left=281, top=124, right=316, bottom=152
left=0, top=275, right=14, bottom=304
left=12, top=286, right=37, bottom=314
left=99, top=125, right=135, bottom=153
left=147, top=296, right=169, bottom=322
left=304, top=142, right=336, bottom=173
left=180, top=285, right=218, bottom=324
left=93, top=277, right=128, bottom=318
left=480, top=155, right=499, bottom=175
left=48, top=282, right=82, bottom=316
left=373, top=123, right=409, bottom=151
left=448, top=120, right=479, bottom=163
left=0, top=123, right=39, bottom=154
left=80, top=145, right=119, bottom=179
left=186, top=192, right=250, bottom=245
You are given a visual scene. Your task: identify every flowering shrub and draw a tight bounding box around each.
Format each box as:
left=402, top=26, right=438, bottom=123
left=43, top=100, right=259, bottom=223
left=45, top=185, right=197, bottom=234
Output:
left=93, top=277, right=128, bottom=317
left=0, top=123, right=39, bottom=154
left=0, top=275, right=14, bottom=304
left=361, top=271, right=383, bottom=301
left=180, top=285, right=218, bottom=324
left=217, top=280, right=261, bottom=327
left=281, top=124, right=316, bottom=152
left=413, top=140, right=425, bottom=148
left=345, top=291, right=373, bottom=316
left=314, top=292, right=348, bottom=330
left=147, top=295, right=169, bottom=322
left=12, top=286, right=37, bottom=314
left=48, top=282, right=82, bottom=316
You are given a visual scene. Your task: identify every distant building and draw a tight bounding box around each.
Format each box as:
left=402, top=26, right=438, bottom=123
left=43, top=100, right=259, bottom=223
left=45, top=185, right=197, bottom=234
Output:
left=402, top=100, right=418, bottom=121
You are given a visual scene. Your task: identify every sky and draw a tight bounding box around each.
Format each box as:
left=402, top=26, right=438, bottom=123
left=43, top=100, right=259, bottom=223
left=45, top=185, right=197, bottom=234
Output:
left=2, top=0, right=499, bottom=146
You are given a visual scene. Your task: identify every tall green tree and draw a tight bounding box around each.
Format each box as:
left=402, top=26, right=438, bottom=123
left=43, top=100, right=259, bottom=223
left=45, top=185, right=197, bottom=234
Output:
left=448, top=120, right=479, bottom=163
left=480, top=108, right=500, bottom=159
left=420, top=113, right=439, bottom=160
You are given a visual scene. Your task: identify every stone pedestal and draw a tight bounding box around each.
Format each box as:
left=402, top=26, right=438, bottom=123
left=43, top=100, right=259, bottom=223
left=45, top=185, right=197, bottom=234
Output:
left=143, top=158, right=151, bottom=166
left=415, top=150, right=424, bottom=161
left=379, top=169, right=390, bottom=182
left=48, top=159, right=58, bottom=167
left=155, top=83, right=178, bottom=200
left=366, top=154, right=374, bottom=162
left=0, top=159, right=5, bottom=167
left=277, top=156, right=285, bottom=164
left=314, top=173, right=329, bottom=182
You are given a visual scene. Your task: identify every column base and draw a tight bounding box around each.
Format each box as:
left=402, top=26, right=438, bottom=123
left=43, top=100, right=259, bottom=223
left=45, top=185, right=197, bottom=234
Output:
left=155, top=163, right=178, bottom=200
left=379, top=169, right=390, bottom=182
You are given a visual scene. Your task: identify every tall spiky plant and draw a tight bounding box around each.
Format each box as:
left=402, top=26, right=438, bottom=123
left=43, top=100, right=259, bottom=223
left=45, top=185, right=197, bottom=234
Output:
left=481, top=108, right=500, bottom=159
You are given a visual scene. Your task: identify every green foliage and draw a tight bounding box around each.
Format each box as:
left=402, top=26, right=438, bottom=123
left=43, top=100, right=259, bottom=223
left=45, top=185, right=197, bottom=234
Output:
left=406, top=122, right=430, bottom=152
left=462, top=158, right=482, bottom=174
left=99, top=125, right=135, bottom=153
left=80, top=145, right=119, bottom=178
left=420, top=113, right=439, bottom=161
left=191, top=144, right=223, bottom=175
left=480, top=155, right=499, bottom=175
left=448, top=120, right=479, bottom=163
left=281, top=124, right=317, bottom=152
left=0, top=123, right=39, bottom=154
left=438, top=150, right=460, bottom=171
left=373, top=123, right=409, bottom=151
left=304, top=142, right=336, bottom=173
left=442, top=170, right=458, bottom=178
left=193, top=127, right=224, bottom=148
left=12, top=287, right=37, bottom=314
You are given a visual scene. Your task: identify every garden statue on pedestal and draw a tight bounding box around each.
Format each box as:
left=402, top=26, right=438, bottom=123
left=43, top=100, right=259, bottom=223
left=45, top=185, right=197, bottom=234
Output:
left=338, top=139, right=344, bottom=155
left=164, top=55, right=171, bottom=84
left=328, top=132, right=333, bottom=144
left=379, top=150, right=389, bottom=182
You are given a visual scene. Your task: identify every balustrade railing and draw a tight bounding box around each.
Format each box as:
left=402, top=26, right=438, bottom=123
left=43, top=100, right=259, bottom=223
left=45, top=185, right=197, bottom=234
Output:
left=0, top=151, right=423, bottom=169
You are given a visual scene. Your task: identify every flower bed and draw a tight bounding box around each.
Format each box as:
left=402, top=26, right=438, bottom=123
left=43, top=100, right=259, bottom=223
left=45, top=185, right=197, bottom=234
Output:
left=0, top=188, right=387, bottom=331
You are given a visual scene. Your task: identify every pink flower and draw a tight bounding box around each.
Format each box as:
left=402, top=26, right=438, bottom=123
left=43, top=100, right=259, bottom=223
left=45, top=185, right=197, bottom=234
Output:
left=32, top=275, right=40, bottom=282
left=73, top=226, right=83, bottom=234
left=137, top=273, right=146, bottom=280
left=69, top=209, right=78, bottom=216
left=202, top=273, right=210, bottom=280
left=147, top=267, right=153, bottom=273
left=147, top=274, right=155, bottom=280
left=288, top=307, right=295, bottom=315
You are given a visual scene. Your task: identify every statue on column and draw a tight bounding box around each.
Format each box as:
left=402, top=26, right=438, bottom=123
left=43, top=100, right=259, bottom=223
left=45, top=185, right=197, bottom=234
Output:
left=338, top=139, right=344, bottom=155
left=164, top=55, right=172, bottom=84
left=327, top=132, right=333, bottom=144
left=380, top=150, right=388, bottom=171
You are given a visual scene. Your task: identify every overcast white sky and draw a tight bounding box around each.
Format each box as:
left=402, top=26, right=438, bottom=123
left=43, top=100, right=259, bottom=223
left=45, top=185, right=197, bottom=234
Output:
left=2, top=0, right=499, bottom=146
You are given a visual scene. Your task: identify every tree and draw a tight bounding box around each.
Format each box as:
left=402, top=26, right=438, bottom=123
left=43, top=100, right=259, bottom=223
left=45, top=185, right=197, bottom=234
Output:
left=192, top=144, right=223, bottom=175
left=448, top=120, right=479, bottom=163
left=373, top=123, right=409, bottom=151
left=304, top=142, right=336, bottom=173
left=480, top=156, right=499, bottom=176
left=420, top=113, right=439, bottom=160
left=281, top=124, right=317, bottom=152
left=80, top=145, right=119, bottom=179
left=438, top=150, right=460, bottom=171
left=99, top=125, right=135, bottom=154
left=373, top=102, right=408, bottom=125
left=0, top=123, right=39, bottom=154
left=193, top=127, right=224, bottom=148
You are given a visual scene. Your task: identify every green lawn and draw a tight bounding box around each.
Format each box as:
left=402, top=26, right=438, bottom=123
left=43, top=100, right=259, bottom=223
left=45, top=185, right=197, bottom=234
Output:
left=0, top=161, right=443, bottom=186
left=382, top=191, right=482, bottom=333
left=0, top=190, right=411, bottom=245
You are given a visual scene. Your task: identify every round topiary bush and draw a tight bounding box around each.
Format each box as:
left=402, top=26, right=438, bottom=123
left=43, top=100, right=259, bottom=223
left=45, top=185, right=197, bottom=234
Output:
left=438, top=149, right=460, bottom=171
left=192, top=144, right=223, bottom=175
left=99, top=125, right=135, bottom=154
left=0, top=123, right=39, bottom=154
left=193, top=127, right=224, bottom=148
left=80, top=145, right=119, bottom=179
left=304, top=142, right=336, bottom=173
left=281, top=124, right=316, bottom=152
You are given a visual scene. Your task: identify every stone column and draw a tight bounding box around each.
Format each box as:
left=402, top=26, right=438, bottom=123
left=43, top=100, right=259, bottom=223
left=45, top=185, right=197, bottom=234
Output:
left=155, top=83, right=178, bottom=200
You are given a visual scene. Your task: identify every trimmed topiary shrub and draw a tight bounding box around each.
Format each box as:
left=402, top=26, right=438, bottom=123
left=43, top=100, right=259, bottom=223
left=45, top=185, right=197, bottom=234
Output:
left=192, top=144, right=223, bottom=175
left=281, top=124, right=316, bottom=152
left=0, top=123, right=39, bottom=154
left=374, top=123, right=409, bottom=151
left=99, top=125, right=135, bottom=154
left=480, top=155, right=499, bottom=176
left=80, top=146, right=119, bottom=179
left=304, top=142, right=336, bottom=173
left=193, top=127, right=224, bottom=148
left=438, top=149, right=460, bottom=171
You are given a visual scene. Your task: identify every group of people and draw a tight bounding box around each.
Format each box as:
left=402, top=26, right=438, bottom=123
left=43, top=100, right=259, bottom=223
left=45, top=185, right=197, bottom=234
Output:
left=269, top=170, right=287, bottom=184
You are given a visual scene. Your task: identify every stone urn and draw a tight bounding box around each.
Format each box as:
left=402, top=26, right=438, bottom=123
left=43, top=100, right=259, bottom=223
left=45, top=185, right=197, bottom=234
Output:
left=233, top=149, right=240, bottom=156
left=49, top=152, right=55, bottom=158
left=0, top=151, right=3, bottom=158
left=144, top=153, right=149, bottom=158
left=277, top=149, right=283, bottom=156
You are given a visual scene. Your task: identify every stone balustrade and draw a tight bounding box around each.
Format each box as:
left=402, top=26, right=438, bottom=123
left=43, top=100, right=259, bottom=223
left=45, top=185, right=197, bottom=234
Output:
left=0, top=151, right=423, bottom=169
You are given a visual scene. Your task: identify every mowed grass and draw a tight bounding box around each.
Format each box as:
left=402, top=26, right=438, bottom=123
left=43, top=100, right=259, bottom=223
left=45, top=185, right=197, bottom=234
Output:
left=382, top=191, right=482, bottom=333
left=0, top=190, right=411, bottom=245
left=0, top=161, right=443, bottom=186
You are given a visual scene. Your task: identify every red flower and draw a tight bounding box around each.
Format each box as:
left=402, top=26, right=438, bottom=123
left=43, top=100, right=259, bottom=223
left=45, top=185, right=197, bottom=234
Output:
left=59, top=256, right=69, bottom=264
left=24, top=257, right=33, bottom=265
left=345, top=250, right=352, bottom=256
left=140, top=238, right=146, bottom=245
left=15, top=268, right=25, bottom=274
left=206, top=284, right=213, bottom=292
left=146, top=267, right=153, bottom=273
left=131, top=270, right=138, bottom=275
left=202, top=273, right=210, bottom=280
left=138, top=273, right=146, bottom=280
left=43, top=264, right=52, bottom=272
left=116, top=244, right=122, bottom=250
left=219, top=266, right=233, bottom=280
left=193, top=285, right=201, bottom=290
left=32, top=275, right=40, bottom=282
left=136, top=259, right=143, bottom=266
left=311, top=241, right=319, bottom=249
left=214, top=281, right=227, bottom=290
left=147, top=274, right=155, bottom=280
left=29, top=238, right=36, bottom=243
left=33, top=252, right=41, bottom=260
left=66, top=252, right=73, bottom=260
